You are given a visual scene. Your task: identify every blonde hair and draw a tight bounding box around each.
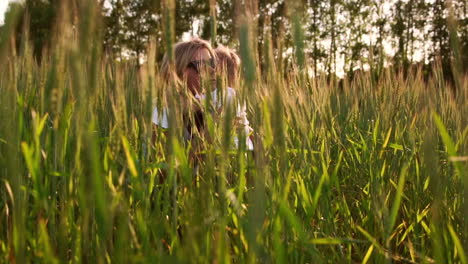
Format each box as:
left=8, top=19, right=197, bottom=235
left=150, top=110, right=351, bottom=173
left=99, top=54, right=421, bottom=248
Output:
left=215, top=45, right=241, bottom=87
left=160, top=38, right=216, bottom=83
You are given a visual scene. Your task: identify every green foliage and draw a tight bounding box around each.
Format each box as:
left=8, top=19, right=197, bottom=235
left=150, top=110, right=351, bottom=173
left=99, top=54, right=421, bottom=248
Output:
left=0, top=1, right=467, bottom=263
left=103, top=0, right=160, bottom=61
left=0, top=0, right=58, bottom=61
left=4, top=0, right=467, bottom=79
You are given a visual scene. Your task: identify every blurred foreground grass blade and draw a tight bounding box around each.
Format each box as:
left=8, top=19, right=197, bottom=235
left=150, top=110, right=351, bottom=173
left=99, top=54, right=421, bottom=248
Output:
left=356, top=226, right=386, bottom=259
left=84, top=120, right=110, bottom=259
left=0, top=3, right=22, bottom=61
left=386, top=163, right=409, bottom=244
left=273, top=217, right=286, bottom=264
left=163, top=0, right=175, bottom=63
left=122, top=135, right=138, bottom=178
left=448, top=223, right=467, bottom=264
left=361, top=244, right=374, bottom=264
left=292, top=14, right=305, bottom=72
left=433, top=112, right=468, bottom=260
left=278, top=200, right=304, bottom=242
left=0, top=6, right=27, bottom=262
left=38, top=219, right=59, bottom=264
left=239, top=23, right=256, bottom=92
left=433, top=112, right=465, bottom=178
left=309, top=237, right=364, bottom=245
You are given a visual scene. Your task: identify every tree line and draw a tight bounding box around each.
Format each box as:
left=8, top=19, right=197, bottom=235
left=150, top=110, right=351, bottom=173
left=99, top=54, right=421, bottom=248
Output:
left=1, top=0, right=467, bottom=79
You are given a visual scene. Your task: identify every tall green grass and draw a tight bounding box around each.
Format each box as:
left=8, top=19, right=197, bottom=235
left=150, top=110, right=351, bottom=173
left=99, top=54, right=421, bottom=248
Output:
left=0, top=2, right=467, bottom=263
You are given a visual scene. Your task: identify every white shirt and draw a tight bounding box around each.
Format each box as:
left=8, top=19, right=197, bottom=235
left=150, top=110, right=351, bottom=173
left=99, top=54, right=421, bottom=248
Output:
left=152, top=87, right=254, bottom=150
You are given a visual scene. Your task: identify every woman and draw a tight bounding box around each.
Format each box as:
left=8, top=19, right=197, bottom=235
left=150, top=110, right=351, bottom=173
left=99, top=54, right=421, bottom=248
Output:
left=153, top=38, right=217, bottom=139
left=153, top=39, right=252, bottom=151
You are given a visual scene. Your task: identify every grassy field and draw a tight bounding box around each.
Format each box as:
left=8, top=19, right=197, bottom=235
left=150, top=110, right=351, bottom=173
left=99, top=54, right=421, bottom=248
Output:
left=0, top=3, right=467, bottom=264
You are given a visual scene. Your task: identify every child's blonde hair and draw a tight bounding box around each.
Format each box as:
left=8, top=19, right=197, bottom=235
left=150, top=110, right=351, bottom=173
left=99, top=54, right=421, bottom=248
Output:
left=215, top=45, right=241, bottom=87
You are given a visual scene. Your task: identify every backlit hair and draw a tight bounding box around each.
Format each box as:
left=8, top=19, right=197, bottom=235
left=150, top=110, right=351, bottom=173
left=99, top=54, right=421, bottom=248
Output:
left=160, top=38, right=216, bottom=83
left=215, top=45, right=241, bottom=87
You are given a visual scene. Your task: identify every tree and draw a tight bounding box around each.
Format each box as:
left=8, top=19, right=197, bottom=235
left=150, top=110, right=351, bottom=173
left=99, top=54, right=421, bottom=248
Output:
left=343, top=0, right=371, bottom=76
left=175, top=0, right=207, bottom=39
left=369, top=0, right=389, bottom=77
left=459, top=0, right=468, bottom=72
left=123, top=0, right=159, bottom=61
left=257, top=0, right=288, bottom=72
left=103, top=0, right=160, bottom=63
left=0, top=0, right=59, bottom=61
left=307, top=0, right=327, bottom=77
left=325, top=0, right=344, bottom=77
left=431, top=0, right=450, bottom=64
left=451, top=0, right=467, bottom=73
left=103, top=0, right=126, bottom=58
left=392, top=0, right=410, bottom=71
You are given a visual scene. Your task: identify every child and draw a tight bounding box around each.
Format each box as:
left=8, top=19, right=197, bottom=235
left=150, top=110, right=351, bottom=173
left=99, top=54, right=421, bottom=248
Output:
left=215, top=45, right=253, bottom=150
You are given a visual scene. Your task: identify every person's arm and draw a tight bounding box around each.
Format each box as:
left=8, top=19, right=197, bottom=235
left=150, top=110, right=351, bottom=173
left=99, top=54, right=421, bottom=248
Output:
left=229, top=90, right=254, bottom=151
left=151, top=107, right=170, bottom=141
left=151, top=107, right=170, bottom=183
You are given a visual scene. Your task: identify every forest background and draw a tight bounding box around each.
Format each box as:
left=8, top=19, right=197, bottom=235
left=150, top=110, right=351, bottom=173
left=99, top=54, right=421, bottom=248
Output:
left=1, top=0, right=467, bottom=79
